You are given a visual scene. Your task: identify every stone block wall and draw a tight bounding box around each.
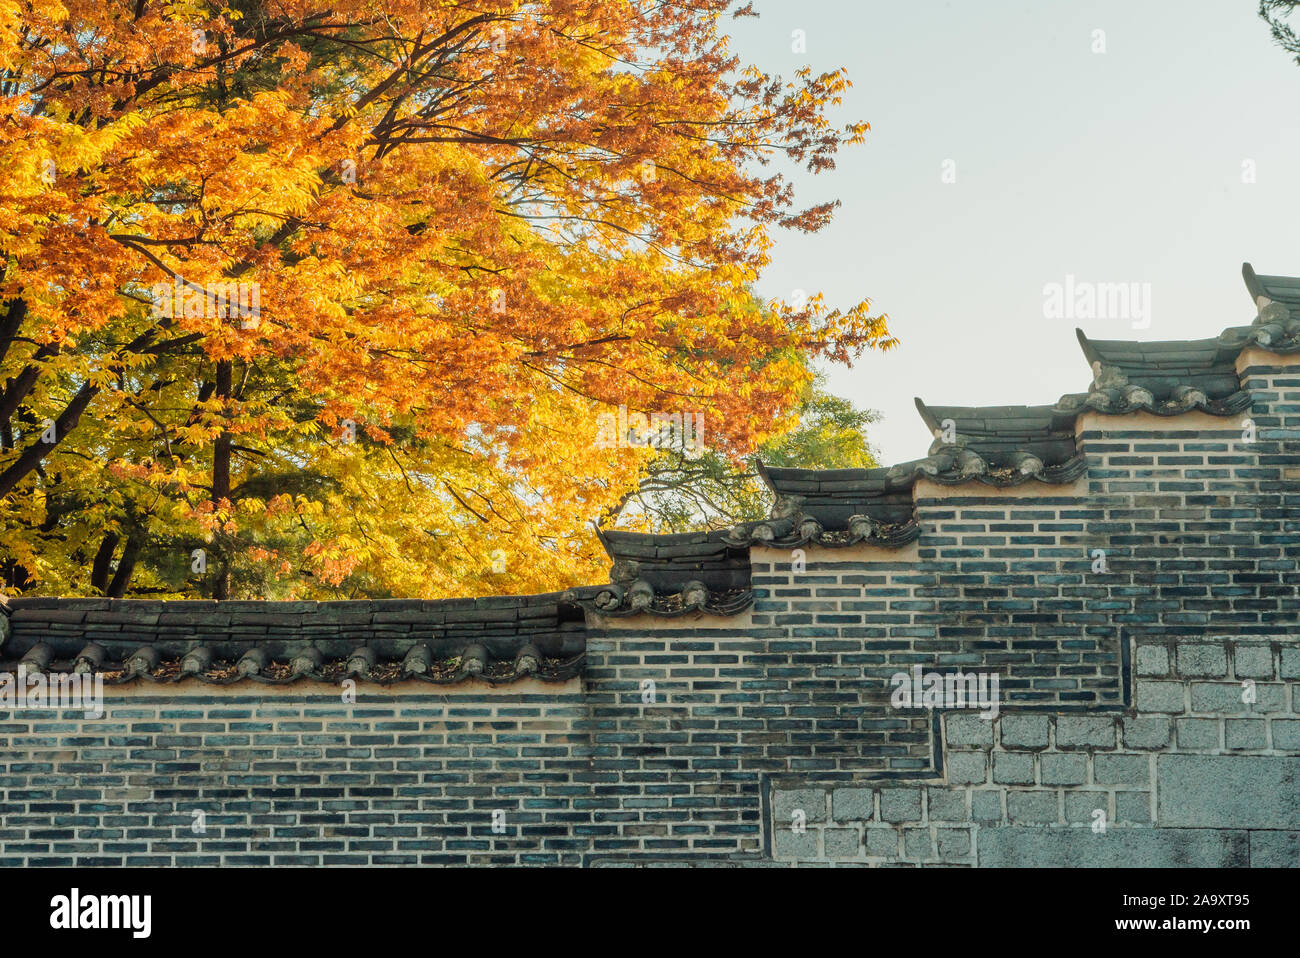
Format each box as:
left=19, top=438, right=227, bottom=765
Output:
left=772, top=635, right=1299, bottom=866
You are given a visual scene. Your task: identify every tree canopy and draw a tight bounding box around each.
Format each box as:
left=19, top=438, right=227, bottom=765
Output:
left=0, top=0, right=893, bottom=598
left=616, top=371, right=880, bottom=533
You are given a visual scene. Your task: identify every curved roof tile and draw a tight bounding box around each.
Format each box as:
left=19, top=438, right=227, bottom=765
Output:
left=912, top=399, right=1087, bottom=482
left=1237, top=262, right=1300, bottom=352
left=1, top=596, right=586, bottom=685
left=586, top=529, right=754, bottom=616
left=1060, top=329, right=1254, bottom=416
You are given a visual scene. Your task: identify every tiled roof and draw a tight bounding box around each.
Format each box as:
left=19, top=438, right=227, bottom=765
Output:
left=0, top=596, right=585, bottom=685
left=717, top=398, right=1089, bottom=554
left=723, top=462, right=920, bottom=548
left=583, top=529, right=754, bottom=616
left=1059, top=331, right=1254, bottom=416
left=913, top=400, right=1087, bottom=483
left=1243, top=263, right=1300, bottom=313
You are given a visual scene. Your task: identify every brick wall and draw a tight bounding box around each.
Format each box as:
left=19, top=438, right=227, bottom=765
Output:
left=0, top=354, right=1296, bottom=866
left=0, top=687, right=590, bottom=866
left=774, top=636, right=1300, bottom=866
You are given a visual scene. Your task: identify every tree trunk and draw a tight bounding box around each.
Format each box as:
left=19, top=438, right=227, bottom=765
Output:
left=105, top=536, right=140, bottom=597
left=0, top=379, right=98, bottom=499
left=0, top=343, right=60, bottom=423
left=90, top=533, right=121, bottom=593
left=0, top=327, right=172, bottom=499
left=0, top=298, right=27, bottom=367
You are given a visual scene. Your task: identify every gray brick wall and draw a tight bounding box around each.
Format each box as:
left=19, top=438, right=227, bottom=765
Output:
left=0, top=692, right=590, bottom=866
left=773, top=638, right=1298, bottom=865
left=767, top=361, right=1300, bottom=866
left=1, top=360, right=1297, bottom=866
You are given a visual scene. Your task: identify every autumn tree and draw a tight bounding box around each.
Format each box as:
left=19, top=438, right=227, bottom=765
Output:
left=0, top=0, right=893, bottom=599
left=613, top=371, right=880, bottom=533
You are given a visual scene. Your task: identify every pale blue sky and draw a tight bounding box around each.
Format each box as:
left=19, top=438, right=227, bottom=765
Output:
left=727, top=0, right=1300, bottom=463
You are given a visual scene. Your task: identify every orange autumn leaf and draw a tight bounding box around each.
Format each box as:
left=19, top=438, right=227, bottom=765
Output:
left=0, top=0, right=892, bottom=599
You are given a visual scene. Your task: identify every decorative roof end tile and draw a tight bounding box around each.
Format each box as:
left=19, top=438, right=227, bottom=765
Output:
left=1239, top=263, right=1300, bottom=350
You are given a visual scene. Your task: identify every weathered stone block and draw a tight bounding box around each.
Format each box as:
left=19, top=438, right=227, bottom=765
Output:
left=1176, top=644, right=1227, bottom=678
left=1006, top=790, right=1058, bottom=824
left=970, top=790, right=1002, bottom=822
left=1271, top=719, right=1300, bottom=752
left=993, top=751, right=1036, bottom=785
left=823, top=827, right=861, bottom=859
left=903, top=826, right=931, bottom=860
left=1253, top=683, right=1286, bottom=713
left=879, top=787, right=922, bottom=824
left=1135, top=645, right=1169, bottom=676
left=1248, top=831, right=1300, bottom=868
left=926, top=787, right=966, bottom=822
left=1040, top=752, right=1087, bottom=786
left=946, top=751, right=987, bottom=786
left=978, top=827, right=1248, bottom=867
left=1000, top=714, right=1050, bottom=750
left=1157, top=755, right=1300, bottom=828
left=1056, top=716, right=1117, bottom=749
left=1094, top=753, right=1149, bottom=786
left=1135, top=681, right=1184, bottom=714
left=1225, top=719, right=1267, bottom=750
left=1232, top=644, right=1274, bottom=680
left=831, top=787, right=872, bottom=823
left=1063, top=791, right=1108, bottom=826
left=1176, top=717, right=1220, bottom=750
left=1280, top=647, right=1300, bottom=680
left=936, top=827, right=971, bottom=861
left=773, top=788, right=826, bottom=825
left=946, top=713, right=994, bottom=747
left=864, top=826, right=899, bottom=858
left=1123, top=716, right=1171, bottom=750
left=1115, top=791, right=1151, bottom=824
left=1191, top=682, right=1249, bottom=714
left=773, top=828, right=819, bottom=859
